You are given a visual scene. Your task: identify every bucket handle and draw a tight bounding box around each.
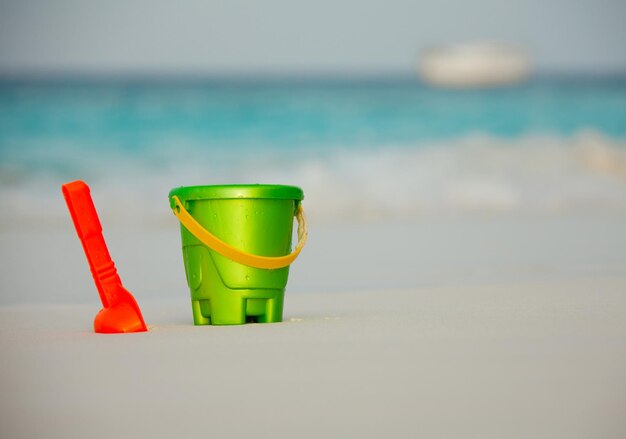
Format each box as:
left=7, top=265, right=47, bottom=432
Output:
left=170, top=195, right=307, bottom=270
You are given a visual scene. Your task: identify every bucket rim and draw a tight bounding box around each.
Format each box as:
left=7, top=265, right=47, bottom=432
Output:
left=169, top=184, right=304, bottom=203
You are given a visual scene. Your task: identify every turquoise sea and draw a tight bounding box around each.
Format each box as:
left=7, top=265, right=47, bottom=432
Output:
left=1, top=76, right=626, bottom=223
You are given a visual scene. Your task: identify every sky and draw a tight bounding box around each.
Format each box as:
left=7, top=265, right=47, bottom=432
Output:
left=1, top=0, right=626, bottom=76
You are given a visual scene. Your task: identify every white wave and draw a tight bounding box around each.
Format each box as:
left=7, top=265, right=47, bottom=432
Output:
left=1, top=130, right=626, bottom=227
left=252, top=131, right=626, bottom=220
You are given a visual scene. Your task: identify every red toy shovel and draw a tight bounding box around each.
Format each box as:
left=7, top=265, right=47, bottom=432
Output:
left=62, top=180, right=147, bottom=333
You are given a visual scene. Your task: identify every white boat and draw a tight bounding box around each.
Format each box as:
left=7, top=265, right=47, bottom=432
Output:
left=418, top=43, right=531, bottom=88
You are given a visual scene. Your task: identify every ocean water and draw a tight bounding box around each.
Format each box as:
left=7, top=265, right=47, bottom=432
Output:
left=1, top=77, right=626, bottom=225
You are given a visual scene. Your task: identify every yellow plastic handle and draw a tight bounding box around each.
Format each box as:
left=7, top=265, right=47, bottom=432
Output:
left=171, top=195, right=307, bottom=270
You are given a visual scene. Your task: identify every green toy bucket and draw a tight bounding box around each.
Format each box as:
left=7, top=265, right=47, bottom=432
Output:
left=169, top=185, right=306, bottom=325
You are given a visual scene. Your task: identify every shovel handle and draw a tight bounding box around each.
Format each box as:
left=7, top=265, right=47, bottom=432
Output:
left=62, top=180, right=121, bottom=308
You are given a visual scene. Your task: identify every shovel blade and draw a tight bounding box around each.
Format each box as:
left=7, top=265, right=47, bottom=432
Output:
left=94, top=300, right=147, bottom=333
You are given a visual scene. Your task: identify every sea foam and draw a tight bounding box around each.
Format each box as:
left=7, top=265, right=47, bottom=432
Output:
left=1, top=130, right=625, bottom=227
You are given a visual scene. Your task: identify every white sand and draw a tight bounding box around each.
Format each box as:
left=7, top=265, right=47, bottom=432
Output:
left=1, top=211, right=626, bottom=438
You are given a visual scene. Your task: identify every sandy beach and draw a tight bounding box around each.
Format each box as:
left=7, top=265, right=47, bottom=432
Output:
left=2, top=0, right=626, bottom=436
left=2, top=209, right=626, bottom=438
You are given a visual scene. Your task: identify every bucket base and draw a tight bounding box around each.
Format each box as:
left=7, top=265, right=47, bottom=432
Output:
left=191, top=289, right=285, bottom=325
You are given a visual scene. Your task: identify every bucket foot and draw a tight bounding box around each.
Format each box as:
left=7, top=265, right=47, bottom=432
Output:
left=256, top=298, right=283, bottom=323
left=210, top=295, right=246, bottom=325
left=191, top=300, right=211, bottom=325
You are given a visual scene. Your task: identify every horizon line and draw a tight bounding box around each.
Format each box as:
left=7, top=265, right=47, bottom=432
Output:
left=1, top=69, right=626, bottom=84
